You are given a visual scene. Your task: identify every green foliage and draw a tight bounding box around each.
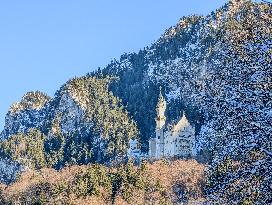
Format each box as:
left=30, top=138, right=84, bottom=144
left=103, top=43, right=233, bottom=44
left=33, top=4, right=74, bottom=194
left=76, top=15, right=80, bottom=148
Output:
left=73, top=164, right=111, bottom=197
left=0, top=129, right=47, bottom=169
left=72, top=161, right=148, bottom=204
left=44, top=114, right=66, bottom=168
left=112, top=160, right=146, bottom=203
left=63, top=76, right=139, bottom=163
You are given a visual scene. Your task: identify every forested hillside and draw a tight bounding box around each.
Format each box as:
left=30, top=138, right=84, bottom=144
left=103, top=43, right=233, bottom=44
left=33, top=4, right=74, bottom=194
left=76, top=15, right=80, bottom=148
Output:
left=0, top=160, right=205, bottom=205
left=0, top=77, right=138, bottom=183
left=93, top=1, right=271, bottom=203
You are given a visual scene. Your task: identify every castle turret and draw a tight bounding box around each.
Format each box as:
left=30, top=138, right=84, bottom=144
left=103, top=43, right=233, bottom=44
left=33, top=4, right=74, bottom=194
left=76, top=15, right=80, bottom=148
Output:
left=149, top=87, right=167, bottom=158
left=156, top=87, right=166, bottom=129
left=155, top=87, right=166, bottom=158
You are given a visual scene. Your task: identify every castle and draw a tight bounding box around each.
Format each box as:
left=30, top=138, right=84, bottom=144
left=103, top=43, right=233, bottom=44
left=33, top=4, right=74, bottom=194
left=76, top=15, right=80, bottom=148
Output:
left=127, top=88, right=196, bottom=159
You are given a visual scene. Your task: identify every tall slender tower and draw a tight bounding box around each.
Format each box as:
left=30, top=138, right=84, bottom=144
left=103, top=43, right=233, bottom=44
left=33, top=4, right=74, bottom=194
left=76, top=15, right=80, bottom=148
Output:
left=155, top=87, right=166, bottom=158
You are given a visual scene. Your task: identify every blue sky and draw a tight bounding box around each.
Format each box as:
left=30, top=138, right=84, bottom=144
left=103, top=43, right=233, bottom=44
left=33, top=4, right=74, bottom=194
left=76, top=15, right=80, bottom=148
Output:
left=0, top=0, right=228, bottom=129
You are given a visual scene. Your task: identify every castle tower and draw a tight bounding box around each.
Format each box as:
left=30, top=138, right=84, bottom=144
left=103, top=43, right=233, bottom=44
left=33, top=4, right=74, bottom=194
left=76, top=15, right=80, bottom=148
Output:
left=156, top=87, right=166, bottom=130
left=155, top=87, right=166, bottom=158
left=148, top=87, right=167, bottom=158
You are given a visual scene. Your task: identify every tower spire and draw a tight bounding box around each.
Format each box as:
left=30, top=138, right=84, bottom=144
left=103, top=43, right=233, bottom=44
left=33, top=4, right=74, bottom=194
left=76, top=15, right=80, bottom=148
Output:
left=159, top=86, right=162, bottom=96
left=156, top=86, right=166, bottom=130
left=155, top=86, right=167, bottom=158
left=158, top=86, right=165, bottom=104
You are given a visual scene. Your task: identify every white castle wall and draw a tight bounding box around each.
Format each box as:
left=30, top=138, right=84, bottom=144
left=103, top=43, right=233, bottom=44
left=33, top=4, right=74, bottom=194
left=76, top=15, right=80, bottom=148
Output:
left=148, top=89, right=196, bottom=159
left=129, top=91, right=196, bottom=160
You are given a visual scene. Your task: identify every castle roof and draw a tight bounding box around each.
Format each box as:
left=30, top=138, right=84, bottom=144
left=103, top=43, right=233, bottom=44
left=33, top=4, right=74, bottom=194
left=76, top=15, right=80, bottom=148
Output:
left=172, top=111, right=190, bottom=133
left=157, top=86, right=166, bottom=108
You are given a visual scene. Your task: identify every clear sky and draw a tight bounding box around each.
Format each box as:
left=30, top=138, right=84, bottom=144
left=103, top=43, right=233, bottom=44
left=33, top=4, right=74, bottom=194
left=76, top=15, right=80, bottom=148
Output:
left=0, top=0, right=228, bottom=129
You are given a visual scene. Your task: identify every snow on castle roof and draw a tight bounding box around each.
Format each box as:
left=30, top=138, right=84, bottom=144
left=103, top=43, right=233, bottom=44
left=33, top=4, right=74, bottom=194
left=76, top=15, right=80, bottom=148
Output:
left=172, top=112, right=191, bottom=133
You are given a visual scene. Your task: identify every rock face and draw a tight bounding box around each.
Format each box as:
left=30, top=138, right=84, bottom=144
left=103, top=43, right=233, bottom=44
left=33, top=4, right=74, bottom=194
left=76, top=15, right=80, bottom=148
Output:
left=0, top=90, right=79, bottom=141
left=1, top=91, right=51, bottom=140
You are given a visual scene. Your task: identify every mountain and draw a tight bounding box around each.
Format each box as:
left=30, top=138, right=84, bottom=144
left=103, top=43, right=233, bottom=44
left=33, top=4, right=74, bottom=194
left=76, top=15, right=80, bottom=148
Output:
left=0, top=77, right=138, bottom=183
left=0, top=0, right=271, bottom=204
left=92, top=0, right=271, bottom=156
